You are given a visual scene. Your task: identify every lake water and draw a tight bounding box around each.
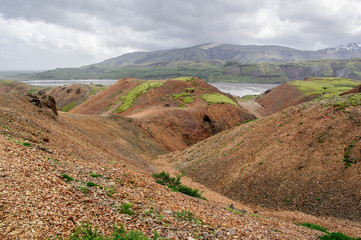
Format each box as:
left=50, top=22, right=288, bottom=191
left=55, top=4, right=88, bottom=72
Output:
left=21, top=79, right=278, bottom=97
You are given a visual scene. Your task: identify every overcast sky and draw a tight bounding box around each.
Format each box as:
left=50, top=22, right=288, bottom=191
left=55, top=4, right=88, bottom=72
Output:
left=1, top=0, right=361, bottom=70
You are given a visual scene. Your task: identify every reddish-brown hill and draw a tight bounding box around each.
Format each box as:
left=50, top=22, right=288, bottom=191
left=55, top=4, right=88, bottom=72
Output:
left=256, top=77, right=361, bottom=114
left=166, top=96, right=361, bottom=221
left=71, top=77, right=255, bottom=151
left=256, top=83, right=316, bottom=113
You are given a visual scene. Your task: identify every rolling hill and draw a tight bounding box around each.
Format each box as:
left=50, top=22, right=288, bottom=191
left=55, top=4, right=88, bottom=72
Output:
left=70, top=77, right=255, bottom=151
left=165, top=86, right=361, bottom=222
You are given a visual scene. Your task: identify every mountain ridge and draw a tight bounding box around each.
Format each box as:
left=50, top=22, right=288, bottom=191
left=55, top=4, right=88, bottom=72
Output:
left=25, top=42, right=361, bottom=83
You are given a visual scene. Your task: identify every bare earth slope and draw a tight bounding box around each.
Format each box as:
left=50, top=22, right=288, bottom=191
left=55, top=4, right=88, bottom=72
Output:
left=71, top=77, right=255, bottom=151
left=0, top=93, right=325, bottom=239
left=257, top=77, right=361, bottom=113
left=167, top=95, right=361, bottom=222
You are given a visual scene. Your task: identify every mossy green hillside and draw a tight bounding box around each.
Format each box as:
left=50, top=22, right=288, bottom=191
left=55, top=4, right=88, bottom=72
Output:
left=172, top=92, right=195, bottom=104
left=334, top=93, right=361, bottom=109
left=199, top=93, right=237, bottom=105
left=114, top=81, right=165, bottom=113
left=289, top=77, right=360, bottom=99
left=170, top=77, right=196, bottom=82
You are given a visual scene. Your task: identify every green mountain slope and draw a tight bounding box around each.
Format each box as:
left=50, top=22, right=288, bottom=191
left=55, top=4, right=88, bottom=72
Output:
left=26, top=43, right=361, bottom=83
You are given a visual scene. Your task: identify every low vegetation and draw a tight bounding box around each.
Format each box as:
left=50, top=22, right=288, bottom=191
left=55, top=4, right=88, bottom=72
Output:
left=114, top=81, right=165, bottom=113
left=334, top=93, right=361, bottom=110
left=62, top=102, right=77, bottom=112
left=199, top=92, right=237, bottom=105
left=68, top=222, right=157, bottom=240
left=289, top=77, right=360, bottom=99
left=152, top=171, right=205, bottom=199
left=296, top=222, right=361, bottom=240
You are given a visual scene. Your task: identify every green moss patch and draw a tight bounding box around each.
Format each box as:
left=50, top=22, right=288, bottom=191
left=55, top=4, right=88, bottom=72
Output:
left=114, top=81, right=165, bottom=113
left=289, top=77, right=360, bottom=99
left=171, top=77, right=196, bottom=82
left=199, top=92, right=237, bottom=105
left=172, top=92, right=195, bottom=104
left=61, top=102, right=77, bottom=112
left=334, top=93, right=361, bottom=109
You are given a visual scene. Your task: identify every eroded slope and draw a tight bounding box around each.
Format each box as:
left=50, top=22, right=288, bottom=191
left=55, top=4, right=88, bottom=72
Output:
left=168, top=94, right=361, bottom=221
left=0, top=93, right=322, bottom=239
left=71, top=77, right=255, bottom=151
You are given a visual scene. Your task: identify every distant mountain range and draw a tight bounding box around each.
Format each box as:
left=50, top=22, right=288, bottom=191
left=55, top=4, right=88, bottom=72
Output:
left=25, top=43, right=361, bottom=83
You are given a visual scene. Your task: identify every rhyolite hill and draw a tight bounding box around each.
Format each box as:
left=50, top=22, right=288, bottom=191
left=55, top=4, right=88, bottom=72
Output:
left=257, top=77, right=361, bottom=113
left=26, top=43, right=361, bottom=83
left=70, top=77, right=255, bottom=151
left=165, top=82, right=361, bottom=222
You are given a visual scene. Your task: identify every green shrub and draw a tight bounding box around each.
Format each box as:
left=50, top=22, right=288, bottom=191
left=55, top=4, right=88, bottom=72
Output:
left=152, top=171, right=205, bottom=199
left=152, top=171, right=181, bottom=189
left=86, top=181, right=98, bottom=187
left=177, top=185, right=203, bottom=199
left=119, top=203, right=135, bottom=216
left=296, top=222, right=328, bottom=233
left=61, top=174, right=74, bottom=182
left=318, top=232, right=361, bottom=240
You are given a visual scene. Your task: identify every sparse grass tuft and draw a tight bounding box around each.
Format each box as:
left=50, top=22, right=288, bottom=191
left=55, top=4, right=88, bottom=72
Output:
left=69, top=222, right=151, bottom=239
left=175, top=210, right=204, bottom=225
left=119, top=203, right=136, bottom=216
left=89, top=172, right=102, bottom=178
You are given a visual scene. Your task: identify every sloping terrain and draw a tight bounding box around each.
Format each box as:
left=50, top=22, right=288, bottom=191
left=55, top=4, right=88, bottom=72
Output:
left=0, top=80, right=107, bottom=112
left=71, top=77, right=255, bottom=151
left=0, top=80, right=49, bottom=95
left=24, top=43, right=361, bottom=82
left=165, top=93, right=361, bottom=222
left=46, top=83, right=108, bottom=111
left=0, top=93, right=329, bottom=239
left=257, top=77, right=361, bottom=113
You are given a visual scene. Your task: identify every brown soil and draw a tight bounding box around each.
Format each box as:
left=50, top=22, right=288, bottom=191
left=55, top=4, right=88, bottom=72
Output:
left=341, top=84, right=361, bottom=95
left=0, top=93, right=324, bottom=239
left=256, top=83, right=317, bottom=113
left=166, top=100, right=361, bottom=225
left=239, top=101, right=273, bottom=118
left=71, top=78, right=255, bottom=151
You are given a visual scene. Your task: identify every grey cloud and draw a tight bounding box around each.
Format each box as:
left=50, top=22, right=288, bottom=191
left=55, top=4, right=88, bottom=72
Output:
left=0, top=0, right=361, bottom=70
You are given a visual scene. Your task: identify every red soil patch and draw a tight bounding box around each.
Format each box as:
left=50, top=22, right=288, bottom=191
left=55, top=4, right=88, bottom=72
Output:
left=340, top=84, right=361, bottom=95
left=257, top=83, right=317, bottom=113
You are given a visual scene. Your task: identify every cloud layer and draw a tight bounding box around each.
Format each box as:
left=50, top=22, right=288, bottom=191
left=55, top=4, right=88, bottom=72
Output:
left=1, top=0, right=361, bottom=70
